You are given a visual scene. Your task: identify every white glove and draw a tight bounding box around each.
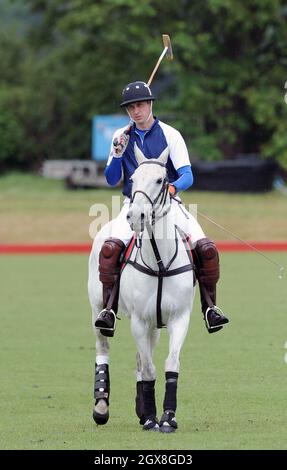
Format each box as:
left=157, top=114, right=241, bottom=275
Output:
left=112, top=131, right=130, bottom=158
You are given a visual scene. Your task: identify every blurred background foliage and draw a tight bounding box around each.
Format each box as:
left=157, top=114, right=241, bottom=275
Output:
left=1, top=0, right=287, bottom=170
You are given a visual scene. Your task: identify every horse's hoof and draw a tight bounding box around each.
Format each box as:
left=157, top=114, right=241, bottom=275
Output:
left=93, top=410, right=109, bottom=425
left=159, top=424, right=176, bottom=433
left=142, top=417, right=159, bottom=431
left=93, top=400, right=109, bottom=425
left=159, top=411, right=177, bottom=433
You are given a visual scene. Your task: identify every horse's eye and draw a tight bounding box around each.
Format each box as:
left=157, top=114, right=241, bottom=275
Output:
left=130, top=178, right=134, bottom=183
left=156, top=178, right=163, bottom=184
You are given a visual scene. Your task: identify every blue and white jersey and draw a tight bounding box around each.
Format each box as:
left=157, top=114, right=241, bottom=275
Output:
left=105, top=118, right=192, bottom=198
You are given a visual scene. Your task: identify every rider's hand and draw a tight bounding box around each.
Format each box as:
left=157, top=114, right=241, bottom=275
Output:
left=169, top=184, right=176, bottom=196
left=112, top=126, right=131, bottom=157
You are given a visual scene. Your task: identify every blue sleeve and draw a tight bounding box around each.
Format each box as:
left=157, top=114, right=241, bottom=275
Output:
left=104, top=157, right=123, bottom=186
left=173, top=165, right=193, bottom=193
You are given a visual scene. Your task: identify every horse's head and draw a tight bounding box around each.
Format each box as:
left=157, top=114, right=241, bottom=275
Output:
left=127, top=143, right=170, bottom=233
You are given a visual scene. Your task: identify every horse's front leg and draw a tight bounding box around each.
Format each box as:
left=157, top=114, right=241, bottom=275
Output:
left=160, top=311, right=191, bottom=433
left=135, top=329, right=160, bottom=426
left=131, top=316, right=159, bottom=431
left=93, top=329, right=110, bottom=425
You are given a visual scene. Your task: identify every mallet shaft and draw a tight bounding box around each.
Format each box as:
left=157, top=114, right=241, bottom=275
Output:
left=147, top=47, right=168, bottom=87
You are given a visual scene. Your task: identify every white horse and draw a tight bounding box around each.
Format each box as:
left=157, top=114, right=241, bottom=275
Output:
left=88, top=144, right=196, bottom=432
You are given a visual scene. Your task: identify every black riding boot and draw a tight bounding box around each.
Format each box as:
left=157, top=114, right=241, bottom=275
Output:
left=95, top=238, right=125, bottom=337
left=193, top=238, right=229, bottom=333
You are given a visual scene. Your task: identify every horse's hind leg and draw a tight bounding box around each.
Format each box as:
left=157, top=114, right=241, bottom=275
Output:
left=93, top=329, right=110, bottom=425
left=160, top=311, right=190, bottom=433
left=135, top=329, right=160, bottom=426
left=131, top=317, right=159, bottom=431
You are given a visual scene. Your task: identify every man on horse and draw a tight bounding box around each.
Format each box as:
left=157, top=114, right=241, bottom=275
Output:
left=95, top=81, right=229, bottom=336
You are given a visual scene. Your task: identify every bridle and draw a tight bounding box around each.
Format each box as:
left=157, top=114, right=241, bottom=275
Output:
left=130, top=160, right=170, bottom=222
left=125, top=160, right=194, bottom=330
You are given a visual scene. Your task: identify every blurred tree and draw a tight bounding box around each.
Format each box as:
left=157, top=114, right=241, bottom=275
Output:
left=1, top=0, right=287, bottom=169
left=0, top=89, right=25, bottom=167
left=167, top=0, right=287, bottom=164
left=0, top=31, right=26, bottom=168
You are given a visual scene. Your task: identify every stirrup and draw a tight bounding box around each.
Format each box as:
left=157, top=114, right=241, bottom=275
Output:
left=95, top=309, right=117, bottom=337
left=205, top=306, right=228, bottom=334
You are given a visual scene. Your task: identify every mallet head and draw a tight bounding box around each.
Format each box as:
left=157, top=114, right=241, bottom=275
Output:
left=162, top=34, right=173, bottom=60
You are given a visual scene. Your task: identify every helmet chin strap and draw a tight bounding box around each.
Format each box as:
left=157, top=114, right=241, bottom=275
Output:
left=146, top=101, right=153, bottom=125
left=126, top=109, right=134, bottom=123
left=126, top=101, right=154, bottom=129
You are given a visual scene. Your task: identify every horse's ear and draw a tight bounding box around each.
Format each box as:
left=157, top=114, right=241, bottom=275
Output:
left=134, top=143, right=148, bottom=165
left=157, top=146, right=169, bottom=165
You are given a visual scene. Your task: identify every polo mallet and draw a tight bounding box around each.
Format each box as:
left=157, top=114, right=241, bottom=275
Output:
left=115, top=34, right=173, bottom=146
left=147, top=34, right=173, bottom=87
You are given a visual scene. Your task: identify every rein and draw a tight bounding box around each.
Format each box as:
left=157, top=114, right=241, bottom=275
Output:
left=125, top=159, right=194, bottom=328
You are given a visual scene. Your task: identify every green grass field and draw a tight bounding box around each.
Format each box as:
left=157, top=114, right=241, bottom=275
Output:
left=1, top=252, right=287, bottom=450
left=0, top=172, right=286, bottom=450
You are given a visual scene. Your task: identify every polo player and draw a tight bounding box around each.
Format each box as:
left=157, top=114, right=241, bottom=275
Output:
left=94, top=81, right=229, bottom=337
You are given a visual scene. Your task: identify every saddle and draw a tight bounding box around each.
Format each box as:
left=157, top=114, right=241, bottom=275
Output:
left=98, top=228, right=195, bottom=332
left=121, top=227, right=195, bottom=328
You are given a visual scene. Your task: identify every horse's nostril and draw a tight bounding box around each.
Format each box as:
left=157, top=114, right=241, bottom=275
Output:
left=127, top=211, right=132, bottom=220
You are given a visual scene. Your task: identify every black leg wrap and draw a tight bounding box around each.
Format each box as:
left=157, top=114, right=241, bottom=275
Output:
left=142, top=380, right=156, bottom=420
left=135, top=381, right=145, bottom=425
left=163, top=371, right=178, bottom=413
left=94, top=363, right=110, bottom=405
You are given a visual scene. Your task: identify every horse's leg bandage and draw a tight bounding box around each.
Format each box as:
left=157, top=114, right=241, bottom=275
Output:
left=93, top=363, right=110, bottom=425
left=163, top=371, right=178, bottom=413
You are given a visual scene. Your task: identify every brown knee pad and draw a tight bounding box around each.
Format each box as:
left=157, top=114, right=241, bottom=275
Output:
left=192, top=238, right=220, bottom=309
left=99, top=238, right=126, bottom=284
left=193, top=238, right=220, bottom=284
left=99, top=238, right=125, bottom=309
